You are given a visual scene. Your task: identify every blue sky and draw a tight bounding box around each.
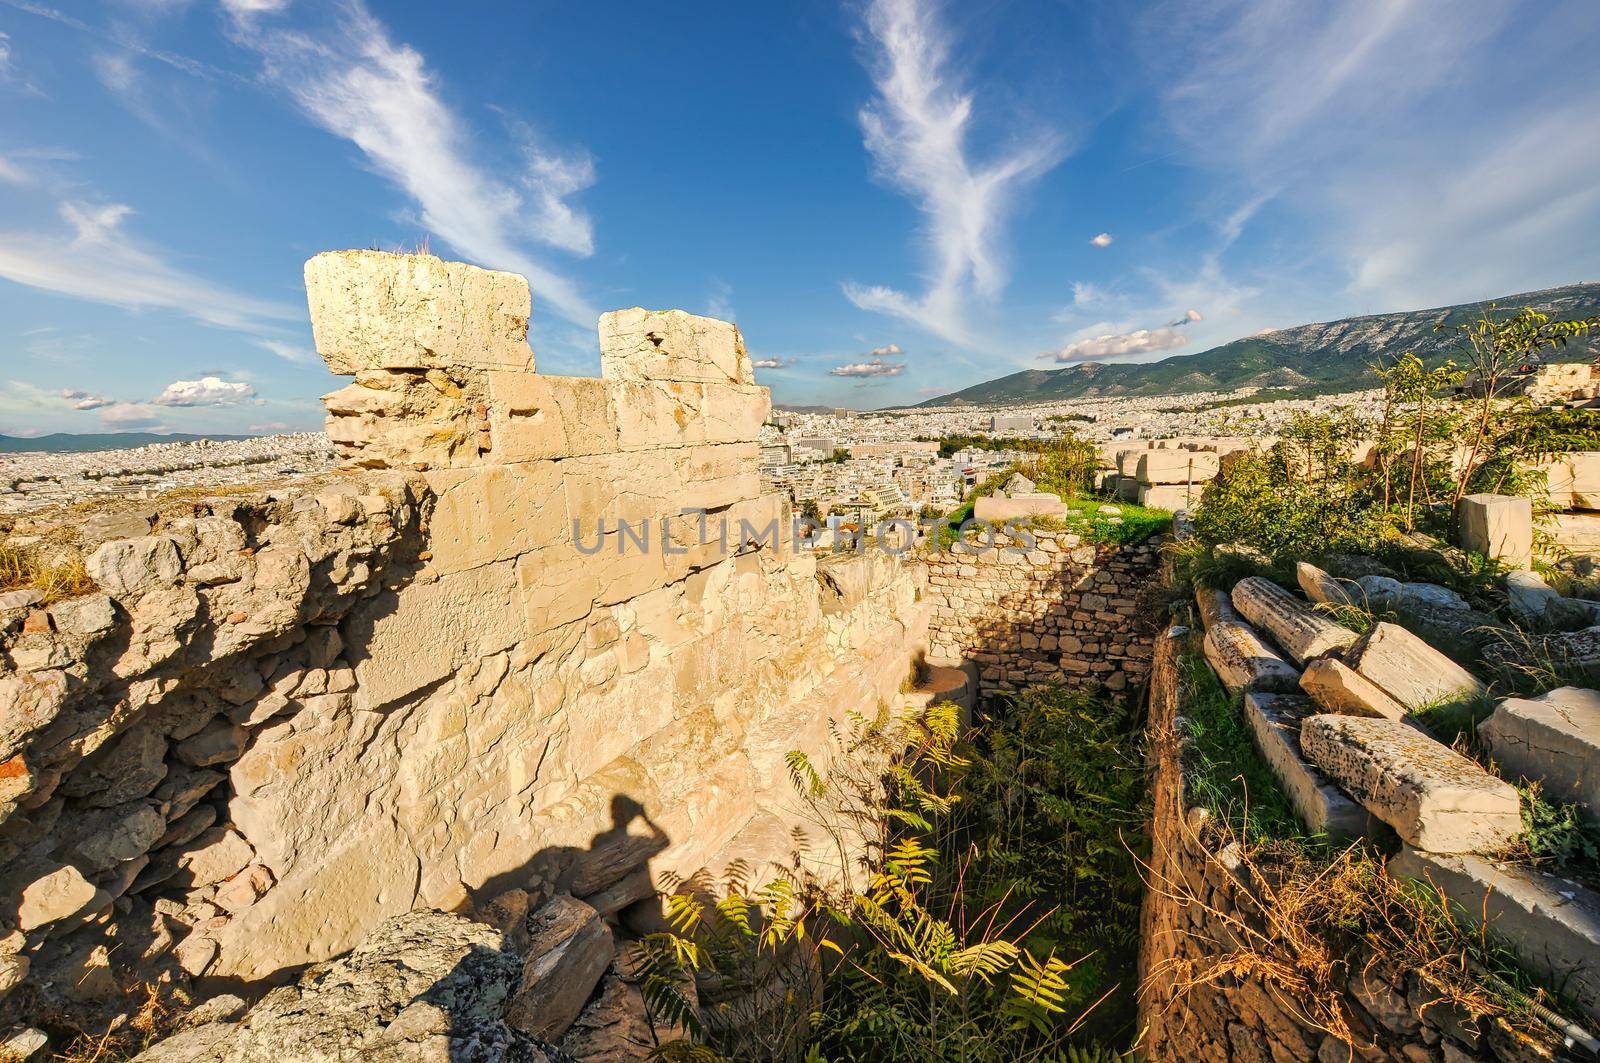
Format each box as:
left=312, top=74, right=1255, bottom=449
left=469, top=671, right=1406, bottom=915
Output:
left=2, top=0, right=1598, bottom=434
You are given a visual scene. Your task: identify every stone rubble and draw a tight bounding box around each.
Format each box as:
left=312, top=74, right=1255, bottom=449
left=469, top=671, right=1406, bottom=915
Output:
left=1300, top=715, right=1522, bottom=853
left=1479, top=686, right=1600, bottom=815
left=1230, top=575, right=1357, bottom=666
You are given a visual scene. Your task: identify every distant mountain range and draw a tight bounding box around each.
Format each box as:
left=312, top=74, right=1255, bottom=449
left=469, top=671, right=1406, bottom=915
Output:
left=913, top=282, right=1600, bottom=408
left=0, top=432, right=255, bottom=454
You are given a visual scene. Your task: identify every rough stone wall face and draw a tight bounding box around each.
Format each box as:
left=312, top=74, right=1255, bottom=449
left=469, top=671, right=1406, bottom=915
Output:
left=0, top=251, right=929, bottom=1026
left=1138, top=631, right=1551, bottom=1062
left=924, top=531, right=1160, bottom=701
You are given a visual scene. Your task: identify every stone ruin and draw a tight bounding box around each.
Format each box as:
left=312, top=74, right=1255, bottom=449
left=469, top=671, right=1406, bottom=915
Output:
left=1161, top=551, right=1600, bottom=1058
left=0, top=251, right=964, bottom=1054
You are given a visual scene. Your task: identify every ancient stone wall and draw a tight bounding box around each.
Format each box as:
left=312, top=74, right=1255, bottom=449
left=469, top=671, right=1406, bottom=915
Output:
left=0, top=251, right=930, bottom=1033
left=1138, top=631, right=1556, bottom=1062
left=924, top=530, right=1161, bottom=701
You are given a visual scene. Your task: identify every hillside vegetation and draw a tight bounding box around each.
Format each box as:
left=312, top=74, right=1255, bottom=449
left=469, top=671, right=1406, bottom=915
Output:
left=915, top=282, right=1600, bottom=407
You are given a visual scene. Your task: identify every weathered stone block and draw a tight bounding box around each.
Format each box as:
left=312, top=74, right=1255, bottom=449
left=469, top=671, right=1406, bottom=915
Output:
left=1203, top=620, right=1301, bottom=695
left=1243, top=694, right=1376, bottom=838
left=1390, top=847, right=1600, bottom=1024
left=1458, top=493, right=1533, bottom=569
left=1138, top=483, right=1202, bottom=510
left=1298, top=657, right=1408, bottom=722
left=599, top=307, right=753, bottom=385
left=425, top=461, right=567, bottom=575
left=1194, top=587, right=1239, bottom=632
left=1136, top=450, right=1220, bottom=485
left=1295, top=561, right=1355, bottom=607
left=1301, top=714, right=1521, bottom=852
left=86, top=536, right=184, bottom=600
left=18, top=865, right=98, bottom=932
left=485, top=372, right=617, bottom=462
left=1479, top=686, right=1600, bottom=815
left=505, top=895, right=614, bottom=1042
left=1345, top=621, right=1485, bottom=710
left=305, top=251, right=533, bottom=373
left=1230, top=576, right=1357, bottom=666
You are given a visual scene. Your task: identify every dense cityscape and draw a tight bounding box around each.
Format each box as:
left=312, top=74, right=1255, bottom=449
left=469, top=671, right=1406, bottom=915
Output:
left=0, top=387, right=1381, bottom=520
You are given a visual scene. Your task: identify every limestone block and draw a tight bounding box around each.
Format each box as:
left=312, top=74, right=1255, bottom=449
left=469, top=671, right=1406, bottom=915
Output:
left=1136, top=450, right=1220, bottom=485
left=174, top=719, right=246, bottom=767
left=185, top=828, right=254, bottom=888
left=1203, top=620, right=1301, bottom=695
left=1345, top=621, right=1486, bottom=710
left=349, top=559, right=525, bottom=709
left=1194, top=587, right=1240, bottom=632
left=58, top=722, right=167, bottom=807
left=1531, top=452, right=1600, bottom=510
left=505, top=895, right=614, bottom=1042
left=304, top=251, right=533, bottom=373
left=209, top=819, right=423, bottom=982
left=1230, top=576, right=1357, bottom=666
left=1295, top=562, right=1355, bottom=607
left=86, top=536, right=184, bottom=599
left=1389, top=848, right=1600, bottom=1024
left=1458, top=493, right=1533, bottom=568
left=1301, top=715, right=1521, bottom=852
left=1551, top=512, right=1600, bottom=554
left=1116, top=450, right=1150, bottom=478
left=1506, top=570, right=1561, bottom=624
left=599, top=307, right=753, bottom=385
left=677, top=443, right=761, bottom=512
left=159, top=910, right=539, bottom=1059
left=974, top=494, right=1069, bottom=522
left=1298, top=657, right=1408, bottom=722
left=1242, top=694, right=1375, bottom=838
left=1138, top=483, right=1202, bottom=510
left=1480, top=686, right=1600, bottom=814
left=485, top=372, right=617, bottom=462
left=18, top=865, right=98, bottom=932
left=609, top=380, right=769, bottom=451
left=425, top=461, right=568, bottom=575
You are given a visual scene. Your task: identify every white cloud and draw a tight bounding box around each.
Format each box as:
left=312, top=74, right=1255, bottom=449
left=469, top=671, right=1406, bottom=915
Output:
left=221, top=0, right=290, bottom=14
left=228, top=0, right=598, bottom=326
left=1090, top=232, right=1113, bottom=248
left=869, top=343, right=902, bottom=356
left=752, top=356, right=798, bottom=370
left=99, top=401, right=168, bottom=431
left=1135, top=0, right=1600, bottom=307
left=251, top=338, right=317, bottom=364
left=830, top=357, right=905, bottom=377
left=152, top=376, right=258, bottom=406
left=0, top=200, right=301, bottom=331
left=1164, top=308, right=1204, bottom=326
left=61, top=388, right=113, bottom=410
left=843, top=0, right=1063, bottom=345
left=0, top=156, right=26, bottom=185
left=1043, top=327, right=1188, bottom=363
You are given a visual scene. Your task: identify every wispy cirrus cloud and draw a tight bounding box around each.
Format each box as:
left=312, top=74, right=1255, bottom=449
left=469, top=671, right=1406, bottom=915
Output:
left=225, top=0, right=599, bottom=326
left=0, top=199, right=303, bottom=333
left=843, top=0, right=1063, bottom=346
left=1135, top=0, right=1600, bottom=308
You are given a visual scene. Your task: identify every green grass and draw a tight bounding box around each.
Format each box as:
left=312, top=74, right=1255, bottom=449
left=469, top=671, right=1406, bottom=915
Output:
left=1176, top=651, right=1305, bottom=845
left=1039, top=494, right=1173, bottom=545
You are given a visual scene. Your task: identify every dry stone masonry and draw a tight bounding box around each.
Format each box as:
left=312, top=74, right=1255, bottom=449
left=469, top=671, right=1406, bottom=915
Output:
left=924, top=530, right=1160, bottom=700
left=0, top=251, right=938, bottom=1045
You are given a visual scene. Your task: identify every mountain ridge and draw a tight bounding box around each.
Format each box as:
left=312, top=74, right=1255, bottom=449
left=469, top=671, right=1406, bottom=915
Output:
left=911, top=282, right=1600, bottom=408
